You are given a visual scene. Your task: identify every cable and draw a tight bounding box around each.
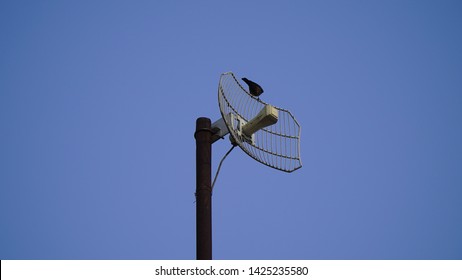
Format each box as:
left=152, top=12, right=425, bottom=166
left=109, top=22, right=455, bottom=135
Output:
left=211, top=144, right=236, bottom=192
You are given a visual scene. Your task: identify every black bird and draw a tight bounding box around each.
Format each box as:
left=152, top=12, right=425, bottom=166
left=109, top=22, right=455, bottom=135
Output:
left=242, top=77, right=264, bottom=97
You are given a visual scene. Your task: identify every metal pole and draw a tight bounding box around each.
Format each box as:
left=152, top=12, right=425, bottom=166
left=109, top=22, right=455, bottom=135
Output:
left=195, top=117, right=212, bottom=260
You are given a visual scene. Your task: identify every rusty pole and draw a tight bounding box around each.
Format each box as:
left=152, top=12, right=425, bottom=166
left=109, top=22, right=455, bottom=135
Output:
left=194, top=117, right=212, bottom=260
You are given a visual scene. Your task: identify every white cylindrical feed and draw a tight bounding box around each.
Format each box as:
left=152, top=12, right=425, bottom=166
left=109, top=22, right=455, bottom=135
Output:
left=242, top=104, right=278, bottom=137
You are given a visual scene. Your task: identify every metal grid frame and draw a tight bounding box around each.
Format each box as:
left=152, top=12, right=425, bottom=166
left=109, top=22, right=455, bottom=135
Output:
left=218, top=72, right=302, bottom=172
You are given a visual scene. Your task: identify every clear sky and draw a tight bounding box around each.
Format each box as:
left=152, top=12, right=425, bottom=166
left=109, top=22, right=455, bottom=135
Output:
left=1, top=0, right=461, bottom=260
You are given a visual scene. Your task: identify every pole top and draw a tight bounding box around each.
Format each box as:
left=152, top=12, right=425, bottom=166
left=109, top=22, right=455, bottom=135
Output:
left=195, top=117, right=213, bottom=140
left=196, top=117, right=211, bottom=127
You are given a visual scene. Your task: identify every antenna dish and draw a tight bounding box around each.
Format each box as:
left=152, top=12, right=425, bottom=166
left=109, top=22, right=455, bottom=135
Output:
left=216, top=72, right=302, bottom=172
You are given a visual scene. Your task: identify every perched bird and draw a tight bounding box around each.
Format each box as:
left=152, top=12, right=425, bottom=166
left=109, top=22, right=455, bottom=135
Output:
left=242, top=77, right=264, bottom=97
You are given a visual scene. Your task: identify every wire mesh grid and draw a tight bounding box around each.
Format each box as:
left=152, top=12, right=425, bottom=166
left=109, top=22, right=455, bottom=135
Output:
left=218, top=72, right=302, bottom=172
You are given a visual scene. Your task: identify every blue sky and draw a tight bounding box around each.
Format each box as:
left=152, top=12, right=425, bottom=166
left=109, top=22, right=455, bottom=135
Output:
left=1, top=0, right=461, bottom=259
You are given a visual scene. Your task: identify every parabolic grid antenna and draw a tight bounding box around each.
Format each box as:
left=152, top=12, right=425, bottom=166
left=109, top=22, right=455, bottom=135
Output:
left=213, top=72, right=302, bottom=172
